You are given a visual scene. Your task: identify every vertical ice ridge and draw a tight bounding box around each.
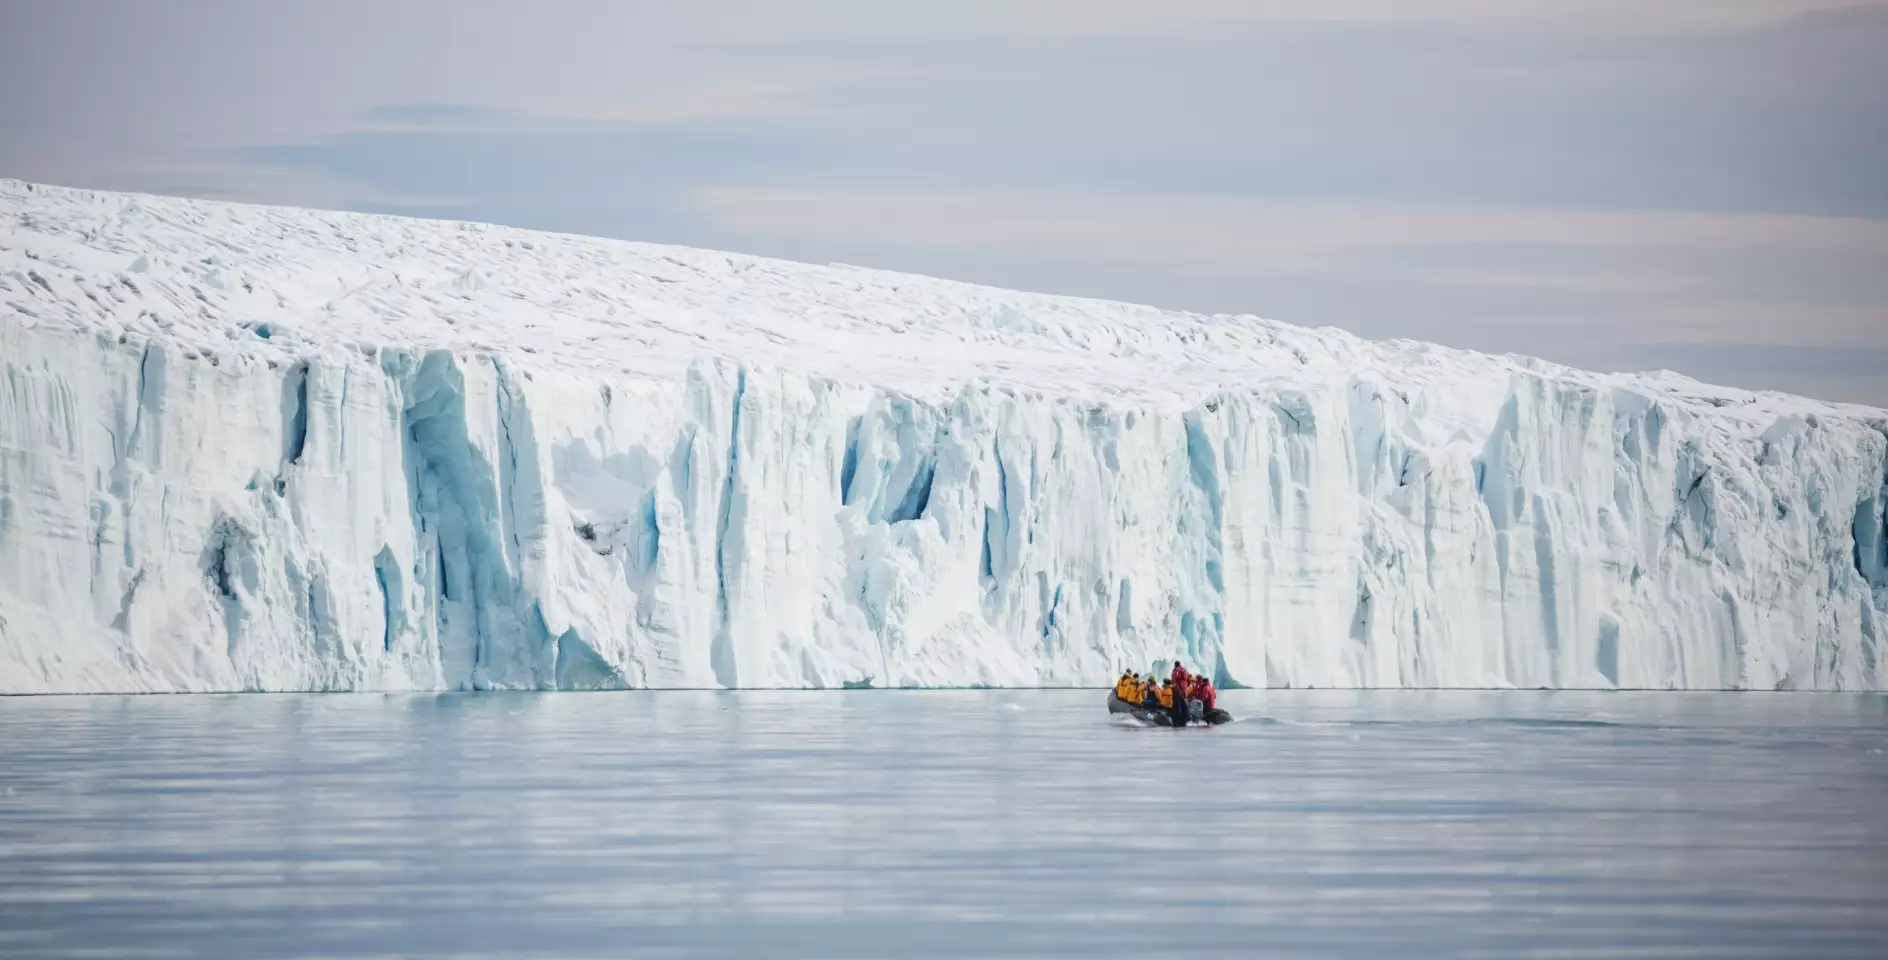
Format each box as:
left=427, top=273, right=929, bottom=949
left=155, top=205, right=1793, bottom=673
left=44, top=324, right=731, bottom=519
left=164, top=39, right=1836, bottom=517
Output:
left=373, top=545, right=401, bottom=654
left=710, top=366, right=746, bottom=689
left=396, top=350, right=527, bottom=689
left=281, top=360, right=309, bottom=466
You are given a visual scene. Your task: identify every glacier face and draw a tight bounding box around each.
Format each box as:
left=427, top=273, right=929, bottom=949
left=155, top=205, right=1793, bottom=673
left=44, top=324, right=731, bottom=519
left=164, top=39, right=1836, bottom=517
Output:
left=2, top=180, right=1885, bottom=693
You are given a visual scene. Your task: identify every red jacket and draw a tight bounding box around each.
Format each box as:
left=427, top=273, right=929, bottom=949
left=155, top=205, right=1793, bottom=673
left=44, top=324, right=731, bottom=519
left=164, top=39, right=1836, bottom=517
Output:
left=1193, top=678, right=1215, bottom=710
left=1170, top=663, right=1190, bottom=690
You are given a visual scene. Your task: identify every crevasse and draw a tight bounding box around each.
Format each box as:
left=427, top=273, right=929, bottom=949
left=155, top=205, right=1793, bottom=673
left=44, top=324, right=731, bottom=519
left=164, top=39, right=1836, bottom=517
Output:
left=1, top=180, right=1884, bottom=692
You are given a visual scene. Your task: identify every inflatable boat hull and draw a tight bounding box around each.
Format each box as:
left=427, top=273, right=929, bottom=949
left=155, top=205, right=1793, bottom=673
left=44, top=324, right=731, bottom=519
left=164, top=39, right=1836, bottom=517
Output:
left=1107, top=693, right=1232, bottom=726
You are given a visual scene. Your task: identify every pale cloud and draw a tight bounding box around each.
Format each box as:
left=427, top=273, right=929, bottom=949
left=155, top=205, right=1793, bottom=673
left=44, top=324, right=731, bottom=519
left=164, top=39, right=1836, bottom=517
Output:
left=0, top=1, right=900, bottom=146
left=1410, top=269, right=1699, bottom=297
left=12, top=0, right=1873, bottom=152
left=974, top=0, right=1888, bottom=34
left=696, top=187, right=1888, bottom=278
left=1623, top=303, right=1888, bottom=349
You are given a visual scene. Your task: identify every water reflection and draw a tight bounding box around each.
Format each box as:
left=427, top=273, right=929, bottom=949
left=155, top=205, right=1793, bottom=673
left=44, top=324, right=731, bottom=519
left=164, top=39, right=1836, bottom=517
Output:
left=1, top=690, right=1884, bottom=958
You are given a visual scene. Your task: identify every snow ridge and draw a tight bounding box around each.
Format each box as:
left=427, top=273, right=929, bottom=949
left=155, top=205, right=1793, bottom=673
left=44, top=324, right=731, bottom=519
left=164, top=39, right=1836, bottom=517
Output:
left=2, top=179, right=1884, bottom=692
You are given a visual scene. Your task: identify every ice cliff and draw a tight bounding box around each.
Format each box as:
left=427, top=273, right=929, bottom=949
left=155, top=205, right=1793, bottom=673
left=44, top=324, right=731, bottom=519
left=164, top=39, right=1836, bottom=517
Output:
left=2, top=180, right=1884, bottom=693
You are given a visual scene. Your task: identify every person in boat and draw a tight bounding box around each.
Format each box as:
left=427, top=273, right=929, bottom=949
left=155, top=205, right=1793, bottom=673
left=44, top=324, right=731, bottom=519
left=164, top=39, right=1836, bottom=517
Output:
left=1189, top=675, right=1215, bottom=723
left=1192, top=674, right=1215, bottom=713
left=1115, top=671, right=1140, bottom=703
left=1159, top=678, right=1187, bottom=726
left=1169, top=675, right=1193, bottom=726
left=1170, top=660, right=1191, bottom=691
left=1140, top=674, right=1160, bottom=706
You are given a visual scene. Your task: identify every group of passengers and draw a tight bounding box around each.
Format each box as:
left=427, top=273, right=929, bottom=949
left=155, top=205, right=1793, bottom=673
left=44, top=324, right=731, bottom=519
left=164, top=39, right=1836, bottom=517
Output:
left=1113, top=661, right=1215, bottom=723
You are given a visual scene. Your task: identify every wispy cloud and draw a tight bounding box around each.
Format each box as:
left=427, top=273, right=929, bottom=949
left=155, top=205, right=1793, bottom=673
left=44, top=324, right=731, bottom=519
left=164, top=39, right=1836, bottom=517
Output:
left=697, top=188, right=1888, bottom=267
left=971, top=0, right=1887, bottom=35
left=749, top=6, right=1888, bottom=219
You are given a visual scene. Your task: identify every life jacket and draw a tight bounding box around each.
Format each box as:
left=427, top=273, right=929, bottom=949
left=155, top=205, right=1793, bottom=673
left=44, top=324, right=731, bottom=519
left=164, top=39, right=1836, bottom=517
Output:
left=1196, top=679, right=1215, bottom=710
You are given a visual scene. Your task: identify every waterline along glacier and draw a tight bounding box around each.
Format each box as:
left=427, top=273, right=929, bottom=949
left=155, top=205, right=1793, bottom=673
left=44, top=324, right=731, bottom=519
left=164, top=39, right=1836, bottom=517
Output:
left=2, top=180, right=1885, bottom=694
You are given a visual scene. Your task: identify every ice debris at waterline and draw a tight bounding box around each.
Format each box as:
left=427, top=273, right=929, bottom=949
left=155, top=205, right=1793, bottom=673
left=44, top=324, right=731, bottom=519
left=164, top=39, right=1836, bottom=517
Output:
left=1, top=179, right=1885, bottom=693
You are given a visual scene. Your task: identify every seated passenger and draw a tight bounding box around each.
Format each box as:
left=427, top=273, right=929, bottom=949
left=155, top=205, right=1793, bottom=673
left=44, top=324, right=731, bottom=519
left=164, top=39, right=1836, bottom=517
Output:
left=1194, top=676, right=1215, bottom=711
left=1115, top=672, right=1138, bottom=701
left=1156, top=679, right=1175, bottom=710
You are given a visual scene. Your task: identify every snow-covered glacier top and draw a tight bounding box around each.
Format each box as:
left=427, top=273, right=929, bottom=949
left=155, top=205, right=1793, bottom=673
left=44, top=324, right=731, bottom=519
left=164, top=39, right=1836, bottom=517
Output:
left=10, top=179, right=1860, bottom=425
left=3, top=179, right=1885, bottom=693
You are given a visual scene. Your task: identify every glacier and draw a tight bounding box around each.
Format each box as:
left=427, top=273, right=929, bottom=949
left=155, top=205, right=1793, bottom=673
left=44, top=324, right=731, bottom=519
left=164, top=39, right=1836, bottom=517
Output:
left=1, top=179, right=1884, bottom=693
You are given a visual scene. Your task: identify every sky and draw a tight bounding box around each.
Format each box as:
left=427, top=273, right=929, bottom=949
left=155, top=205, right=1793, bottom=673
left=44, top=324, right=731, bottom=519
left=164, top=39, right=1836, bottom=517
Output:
left=3, top=0, right=1885, bottom=405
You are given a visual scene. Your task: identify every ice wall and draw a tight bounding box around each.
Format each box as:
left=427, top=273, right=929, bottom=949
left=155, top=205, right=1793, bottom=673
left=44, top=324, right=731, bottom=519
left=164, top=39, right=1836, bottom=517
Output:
left=6, top=321, right=1883, bottom=693
left=3, top=181, right=1884, bottom=692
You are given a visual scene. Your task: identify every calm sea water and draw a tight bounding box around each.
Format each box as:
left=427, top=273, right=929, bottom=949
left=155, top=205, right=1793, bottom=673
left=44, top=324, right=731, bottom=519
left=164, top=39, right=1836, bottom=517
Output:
left=1, top=690, right=1884, bottom=959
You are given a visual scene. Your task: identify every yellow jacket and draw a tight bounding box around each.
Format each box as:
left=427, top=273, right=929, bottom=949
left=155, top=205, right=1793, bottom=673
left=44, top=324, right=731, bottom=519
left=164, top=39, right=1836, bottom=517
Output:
left=1156, top=684, right=1175, bottom=709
